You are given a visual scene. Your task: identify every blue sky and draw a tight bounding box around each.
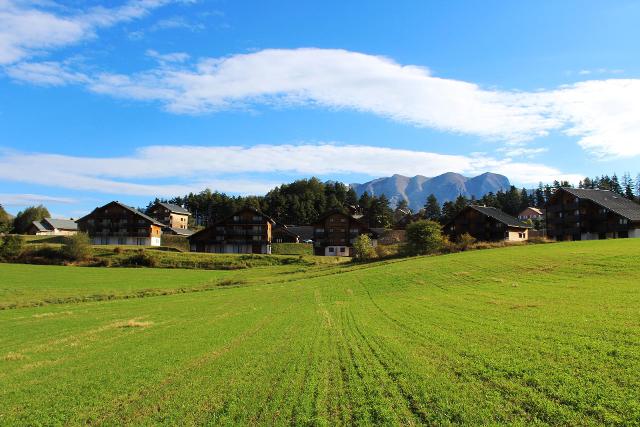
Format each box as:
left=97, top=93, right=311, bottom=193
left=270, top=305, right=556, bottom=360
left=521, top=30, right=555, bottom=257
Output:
left=1, top=0, right=639, bottom=218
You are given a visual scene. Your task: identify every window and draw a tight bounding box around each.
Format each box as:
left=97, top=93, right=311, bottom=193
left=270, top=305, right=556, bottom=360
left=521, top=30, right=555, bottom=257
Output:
left=620, top=218, right=629, bottom=225
left=233, top=216, right=240, bottom=222
left=328, top=247, right=335, bottom=253
left=339, top=247, right=346, bottom=253
left=252, top=215, right=261, bottom=222
left=340, top=218, right=346, bottom=223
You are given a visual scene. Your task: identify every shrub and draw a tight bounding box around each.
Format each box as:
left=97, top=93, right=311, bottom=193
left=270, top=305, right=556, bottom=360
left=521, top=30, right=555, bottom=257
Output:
left=440, top=235, right=457, bottom=254
left=113, top=246, right=123, bottom=254
left=353, top=234, right=375, bottom=261
left=0, top=235, right=25, bottom=260
left=121, top=251, right=157, bottom=267
left=403, top=220, right=443, bottom=256
left=62, top=233, right=93, bottom=261
left=374, top=244, right=399, bottom=259
left=456, top=233, right=477, bottom=251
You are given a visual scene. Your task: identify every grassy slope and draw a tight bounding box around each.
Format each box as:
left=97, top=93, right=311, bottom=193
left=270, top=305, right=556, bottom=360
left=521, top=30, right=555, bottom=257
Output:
left=1, top=240, right=639, bottom=425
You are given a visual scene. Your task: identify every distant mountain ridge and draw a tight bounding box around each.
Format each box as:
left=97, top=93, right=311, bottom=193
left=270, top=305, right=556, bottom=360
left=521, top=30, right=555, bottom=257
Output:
left=351, top=172, right=510, bottom=211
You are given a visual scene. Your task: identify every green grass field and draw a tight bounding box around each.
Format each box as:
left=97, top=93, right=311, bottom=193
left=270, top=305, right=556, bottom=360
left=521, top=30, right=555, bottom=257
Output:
left=1, top=240, right=639, bottom=425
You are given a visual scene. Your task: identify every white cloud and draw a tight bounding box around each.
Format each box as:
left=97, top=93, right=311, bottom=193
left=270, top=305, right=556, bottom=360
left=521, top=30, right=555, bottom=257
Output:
left=4, top=46, right=639, bottom=159
left=497, top=145, right=548, bottom=158
left=0, top=144, right=582, bottom=197
left=0, top=193, right=76, bottom=206
left=146, top=49, right=190, bottom=64
left=539, top=79, right=640, bottom=158
left=0, top=0, right=173, bottom=65
left=5, top=60, right=88, bottom=85
left=9, top=48, right=637, bottom=159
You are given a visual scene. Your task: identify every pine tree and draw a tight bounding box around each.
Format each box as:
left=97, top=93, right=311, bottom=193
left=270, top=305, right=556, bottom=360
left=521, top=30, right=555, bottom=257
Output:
left=423, top=194, right=441, bottom=221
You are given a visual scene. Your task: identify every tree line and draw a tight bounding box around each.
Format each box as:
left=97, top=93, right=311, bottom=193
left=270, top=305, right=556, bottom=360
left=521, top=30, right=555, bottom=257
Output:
left=3, top=172, right=639, bottom=235
left=147, top=177, right=395, bottom=229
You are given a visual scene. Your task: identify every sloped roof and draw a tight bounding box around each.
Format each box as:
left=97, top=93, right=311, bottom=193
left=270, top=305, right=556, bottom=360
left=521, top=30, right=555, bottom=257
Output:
left=519, top=207, right=543, bottom=216
left=273, top=223, right=299, bottom=238
left=157, top=202, right=191, bottom=215
left=30, top=220, right=47, bottom=232
left=77, top=201, right=164, bottom=226
left=561, top=188, right=640, bottom=221
left=163, top=226, right=195, bottom=236
left=286, top=225, right=314, bottom=241
left=469, top=206, right=532, bottom=228
left=44, top=218, right=77, bottom=231
left=188, top=207, right=276, bottom=240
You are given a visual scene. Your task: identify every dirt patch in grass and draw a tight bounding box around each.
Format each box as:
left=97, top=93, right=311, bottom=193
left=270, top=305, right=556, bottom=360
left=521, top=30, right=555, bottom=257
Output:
left=117, top=319, right=154, bottom=329
left=3, top=352, right=26, bottom=361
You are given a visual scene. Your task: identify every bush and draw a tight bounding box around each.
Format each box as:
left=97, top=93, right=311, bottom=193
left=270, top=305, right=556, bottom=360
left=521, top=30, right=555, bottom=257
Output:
left=62, top=233, right=93, bottom=261
left=0, top=235, right=25, bottom=260
left=121, top=251, right=157, bottom=267
left=403, top=220, right=443, bottom=256
left=113, top=246, right=123, bottom=254
left=353, top=235, right=375, bottom=261
left=456, top=233, right=476, bottom=251
left=374, top=244, right=399, bottom=259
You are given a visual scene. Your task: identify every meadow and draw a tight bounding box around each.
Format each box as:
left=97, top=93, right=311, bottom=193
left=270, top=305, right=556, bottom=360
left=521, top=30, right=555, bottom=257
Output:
left=1, top=240, right=639, bottom=425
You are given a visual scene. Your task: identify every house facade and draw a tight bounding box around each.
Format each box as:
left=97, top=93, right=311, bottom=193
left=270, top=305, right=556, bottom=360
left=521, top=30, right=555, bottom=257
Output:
left=148, top=202, right=191, bottom=230
left=518, top=207, right=544, bottom=222
left=311, top=210, right=376, bottom=256
left=545, top=188, right=640, bottom=241
left=76, top=201, right=163, bottom=246
left=188, top=207, right=275, bottom=254
left=27, top=218, right=78, bottom=236
left=444, top=205, right=531, bottom=242
left=272, top=224, right=300, bottom=243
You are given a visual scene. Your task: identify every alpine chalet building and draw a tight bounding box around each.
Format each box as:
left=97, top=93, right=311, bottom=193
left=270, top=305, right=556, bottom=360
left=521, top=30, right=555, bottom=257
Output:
left=188, top=207, right=275, bottom=254
left=444, top=205, right=531, bottom=242
left=311, top=210, right=376, bottom=256
left=545, top=188, right=640, bottom=241
left=76, top=201, right=163, bottom=246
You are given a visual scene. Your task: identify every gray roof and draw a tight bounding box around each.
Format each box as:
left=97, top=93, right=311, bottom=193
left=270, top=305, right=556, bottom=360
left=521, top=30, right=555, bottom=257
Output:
left=286, top=225, right=314, bottom=241
left=43, top=218, right=77, bottom=231
left=31, top=220, right=47, bottom=232
left=470, top=206, right=532, bottom=228
left=561, top=188, right=640, bottom=221
left=157, top=202, right=191, bottom=215
left=77, top=201, right=165, bottom=226
left=163, top=226, right=195, bottom=236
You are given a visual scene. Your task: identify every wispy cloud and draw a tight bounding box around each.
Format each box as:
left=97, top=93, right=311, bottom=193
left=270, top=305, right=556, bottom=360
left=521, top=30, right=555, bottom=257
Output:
left=0, top=193, right=76, bottom=206
left=0, top=0, right=174, bottom=65
left=7, top=48, right=639, bottom=159
left=0, top=144, right=582, bottom=197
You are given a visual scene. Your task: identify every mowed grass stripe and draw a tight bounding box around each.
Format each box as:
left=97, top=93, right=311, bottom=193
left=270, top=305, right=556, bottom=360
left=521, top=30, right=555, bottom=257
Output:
left=1, top=239, right=640, bottom=424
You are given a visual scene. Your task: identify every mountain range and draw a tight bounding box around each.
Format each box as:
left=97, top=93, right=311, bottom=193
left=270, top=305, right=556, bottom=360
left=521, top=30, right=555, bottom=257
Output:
left=351, top=172, right=510, bottom=211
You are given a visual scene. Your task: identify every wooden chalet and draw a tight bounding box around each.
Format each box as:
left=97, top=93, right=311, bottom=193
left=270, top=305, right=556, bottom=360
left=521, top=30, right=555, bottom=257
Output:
left=76, top=201, right=163, bottom=246
left=444, top=205, right=531, bottom=242
left=545, top=188, right=640, bottom=241
left=188, top=207, right=275, bottom=254
left=272, top=224, right=300, bottom=243
left=148, top=202, right=191, bottom=230
left=311, top=210, right=377, bottom=256
left=518, top=207, right=544, bottom=222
